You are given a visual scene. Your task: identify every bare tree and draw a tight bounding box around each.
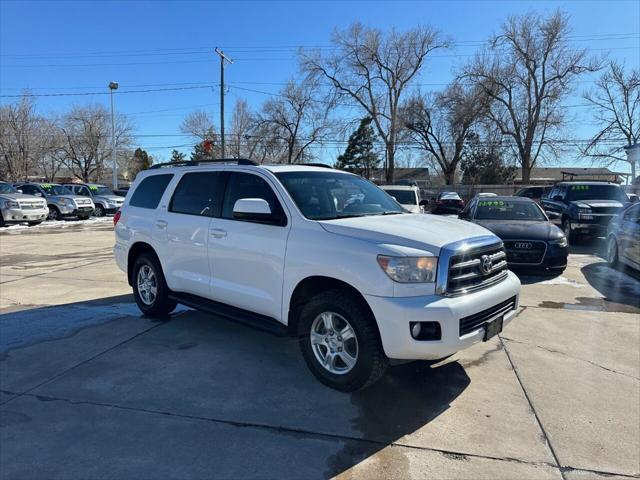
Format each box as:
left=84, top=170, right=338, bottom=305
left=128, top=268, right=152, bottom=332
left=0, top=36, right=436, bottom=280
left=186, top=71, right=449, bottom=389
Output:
left=180, top=110, right=220, bottom=157
left=58, top=104, right=133, bottom=182
left=582, top=61, right=639, bottom=181
left=462, top=11, right=599, bottom=183
left=401, top=83, right=487, bottom=184
left=302, top=22, right=449, bottom=182
left=256, top=78, right=332, bottom=164
left=36, top=117, right=65, bottom=181
left=0, top=96, right=56, bottom=181
left=228, top=99, right=257, bottom=159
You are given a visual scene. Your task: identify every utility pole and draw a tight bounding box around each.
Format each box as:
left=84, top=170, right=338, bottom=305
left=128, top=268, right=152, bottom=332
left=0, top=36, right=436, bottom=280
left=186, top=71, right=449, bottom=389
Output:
left=108, top=81, right=119, bottom=189
left=215, top=48, right=233, bottom=158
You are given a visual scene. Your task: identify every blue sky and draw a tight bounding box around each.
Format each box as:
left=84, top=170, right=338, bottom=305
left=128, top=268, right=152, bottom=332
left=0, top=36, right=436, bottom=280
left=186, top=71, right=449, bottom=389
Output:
left=1, top=0, right=639, bottom=170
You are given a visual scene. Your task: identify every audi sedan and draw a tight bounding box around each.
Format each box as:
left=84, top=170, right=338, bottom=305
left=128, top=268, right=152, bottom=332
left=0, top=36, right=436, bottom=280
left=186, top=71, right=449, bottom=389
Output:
left=459, top=196, right=568, bottom=273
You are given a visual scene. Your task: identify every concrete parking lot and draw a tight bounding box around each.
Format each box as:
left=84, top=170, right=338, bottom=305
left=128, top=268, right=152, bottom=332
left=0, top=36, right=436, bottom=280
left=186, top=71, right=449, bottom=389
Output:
left=1, top=224, right=639, bottom=479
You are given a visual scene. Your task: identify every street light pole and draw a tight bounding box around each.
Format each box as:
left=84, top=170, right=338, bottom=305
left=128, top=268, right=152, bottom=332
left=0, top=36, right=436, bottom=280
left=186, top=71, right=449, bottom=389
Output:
left=109, top=81, right=119, bottom=190
left=215, top=48, right=233, bottom=158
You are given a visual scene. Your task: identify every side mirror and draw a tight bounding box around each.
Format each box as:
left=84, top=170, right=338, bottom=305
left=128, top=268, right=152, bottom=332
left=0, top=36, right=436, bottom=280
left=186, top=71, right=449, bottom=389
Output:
left=16, top=189, right=23, bottom=194
left=553, top=195, right=563, bottom=202
left=458, top=211, right=470, bottom=220
left=547, top=211, right=560, bottom=220
left=34, top=192, right=43, bottom=197
left=233, top=198, right=284, bottom=225
left=419, top=199, right=429, bottom=207
left=629, top=195, right=639, bottom=203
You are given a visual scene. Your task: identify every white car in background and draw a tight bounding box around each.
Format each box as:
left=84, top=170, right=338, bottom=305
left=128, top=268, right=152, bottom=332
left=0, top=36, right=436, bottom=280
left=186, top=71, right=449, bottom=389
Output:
left=380, top=184, right=427, bottom=213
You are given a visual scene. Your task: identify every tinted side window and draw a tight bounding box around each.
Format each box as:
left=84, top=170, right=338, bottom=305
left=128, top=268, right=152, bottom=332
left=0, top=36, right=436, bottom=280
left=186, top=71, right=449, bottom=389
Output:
left=129, top=174, right=173, bottom=209
left=170, top=172, right=221, bottom=217
left=222, top=172, right=284, bottom=221
left=21, top=185, right=38, bottom=195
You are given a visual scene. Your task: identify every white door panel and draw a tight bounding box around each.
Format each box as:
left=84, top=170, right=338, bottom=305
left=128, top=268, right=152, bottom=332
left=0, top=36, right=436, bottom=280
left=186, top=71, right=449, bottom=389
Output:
left=208, top=218, right=288, bottom=319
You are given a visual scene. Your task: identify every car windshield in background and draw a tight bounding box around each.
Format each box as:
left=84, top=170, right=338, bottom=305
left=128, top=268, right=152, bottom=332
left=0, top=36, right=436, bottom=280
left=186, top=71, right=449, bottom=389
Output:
left=440, top=193, right=461, bottom=201
left=276, top=171, right=404, bottom=220
left=566, top=185, right=628, bottom=202
left=384, top=189, right=416, bottom=204
left=91, top=186, right=114, bottom=195
left=40, top=184, right=72, bottom=195
left=0, top=183, right=18, bottom=194
left=475, top=199, right=547, bottom=221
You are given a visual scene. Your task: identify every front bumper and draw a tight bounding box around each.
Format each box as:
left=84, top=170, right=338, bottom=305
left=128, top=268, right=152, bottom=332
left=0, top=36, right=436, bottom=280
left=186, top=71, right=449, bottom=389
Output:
left=67, top=206, right=94, bottom=217
left=508, top=244, right=568, bottom=271
left=1, top=207, right=49, bottom=223
left=365, top=271, right=521, bottom=360
left=570, top=216, right=616, bottom=236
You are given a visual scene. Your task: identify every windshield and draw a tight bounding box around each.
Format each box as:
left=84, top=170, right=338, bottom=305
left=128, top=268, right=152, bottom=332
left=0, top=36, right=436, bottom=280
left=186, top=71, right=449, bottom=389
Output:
left=566, top=185, right=628, bottom=202
left=0, top=182, right=18, bottom=194
left=90, top=185, right=114, bottom=196
left=40, top=184, right=72, bottom=196
left=475, top=199, right=547, bottom=221
left=275, top=171, right=404, bottom=220
left=383, top=189, right=416, bottom=205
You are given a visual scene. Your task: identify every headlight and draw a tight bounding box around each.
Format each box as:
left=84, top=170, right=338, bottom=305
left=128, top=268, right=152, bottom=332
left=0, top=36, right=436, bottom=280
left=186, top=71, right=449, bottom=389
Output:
left=377, top=255, right=438, bottom=283
left=549, top=236, right=568, bottom=247
left=1, top=200, right=20, bottom=209
left=58, top=199, right=71, bottom=206
left=577, top=207, right=593, bottom=219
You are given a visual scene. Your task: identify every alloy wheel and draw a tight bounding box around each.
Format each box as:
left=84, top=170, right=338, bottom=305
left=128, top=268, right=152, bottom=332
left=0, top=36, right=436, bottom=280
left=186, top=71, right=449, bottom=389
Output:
left=310, top=312, right=359, bottom=375
left=137, top=265, right=158, bottom=305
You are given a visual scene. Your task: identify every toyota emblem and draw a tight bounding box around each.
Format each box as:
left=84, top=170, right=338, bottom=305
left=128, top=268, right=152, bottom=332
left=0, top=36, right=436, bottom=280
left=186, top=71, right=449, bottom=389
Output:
left=514, top=242, right=532, bottom=249
left=480, top=255, right=493, bottom=275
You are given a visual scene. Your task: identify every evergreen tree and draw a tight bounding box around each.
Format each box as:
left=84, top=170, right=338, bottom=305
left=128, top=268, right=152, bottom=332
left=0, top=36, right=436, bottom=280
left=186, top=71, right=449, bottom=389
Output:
left=335, top=117, right=379, bottom=179
left=190, top=141, right=215, bottom=162
left=170, top=149, right=186, bottom=163
left=130, top=148, right=153, bottom=177
left=460, top=133, right=517, bottom=185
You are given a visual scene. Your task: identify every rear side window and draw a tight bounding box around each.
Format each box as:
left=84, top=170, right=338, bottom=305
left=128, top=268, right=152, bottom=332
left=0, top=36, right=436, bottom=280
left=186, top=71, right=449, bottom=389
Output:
left=129, top=174, right=173, bottom=209
left=221, top=172, right=284, bottom=220
left=170, top=172, right=222, bottom=217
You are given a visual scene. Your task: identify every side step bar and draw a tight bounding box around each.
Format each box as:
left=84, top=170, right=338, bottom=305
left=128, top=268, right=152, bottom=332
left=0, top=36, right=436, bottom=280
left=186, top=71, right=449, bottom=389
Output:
left=169, top=292, right=288, bottom=337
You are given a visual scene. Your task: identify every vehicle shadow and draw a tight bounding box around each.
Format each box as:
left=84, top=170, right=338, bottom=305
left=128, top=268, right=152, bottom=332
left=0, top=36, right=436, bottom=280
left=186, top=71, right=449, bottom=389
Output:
left=1, top=298, right=471, bottom=478
left=580, top=261, right=640, bottom=311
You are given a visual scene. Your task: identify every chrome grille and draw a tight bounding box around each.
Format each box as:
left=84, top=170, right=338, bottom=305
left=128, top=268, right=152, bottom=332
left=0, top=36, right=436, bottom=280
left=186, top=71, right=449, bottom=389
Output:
left=504, top=240, right=546, bottom=265
left=18, top=202, right=45, bottom=210
left=444, top=241, right=508, bottom=296
left=591, top=206, right=621, bottom=215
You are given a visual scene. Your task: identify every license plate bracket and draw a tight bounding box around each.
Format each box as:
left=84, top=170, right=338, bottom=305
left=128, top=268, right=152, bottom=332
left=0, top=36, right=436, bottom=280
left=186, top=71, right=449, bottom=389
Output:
left=483, top=315, right=504, bottom=341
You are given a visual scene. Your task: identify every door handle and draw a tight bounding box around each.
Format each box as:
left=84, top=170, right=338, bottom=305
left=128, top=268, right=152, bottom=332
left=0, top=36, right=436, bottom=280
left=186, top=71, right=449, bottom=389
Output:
left=210, top=228, right=227, bottom=238
left=155, top=220, right=168, bottom=229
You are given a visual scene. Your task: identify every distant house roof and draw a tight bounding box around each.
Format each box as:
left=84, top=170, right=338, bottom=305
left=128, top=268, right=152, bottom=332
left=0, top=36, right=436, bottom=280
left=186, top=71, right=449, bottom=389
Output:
left=368, top=168, right=430, bottom=184
left=515, top=167, right=628, bottom=184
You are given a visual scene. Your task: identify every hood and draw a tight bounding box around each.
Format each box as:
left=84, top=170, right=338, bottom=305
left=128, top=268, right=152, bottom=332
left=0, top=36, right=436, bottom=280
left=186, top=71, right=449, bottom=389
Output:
left=570, top=199, right=624, bottom=209
left=474, top=219, right=564, bottom=241
left=319, top=213, right=496, bottom=253
left=0, top=192, right=46, bottom=202
left=99, top=195, right=124, bottom=202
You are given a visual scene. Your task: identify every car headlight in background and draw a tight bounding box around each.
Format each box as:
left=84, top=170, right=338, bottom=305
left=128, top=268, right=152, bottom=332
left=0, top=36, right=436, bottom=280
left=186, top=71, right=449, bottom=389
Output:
left=0, top=200, right=20, bottom=209
left=377, top=255, right=438, bottom=283
left=58, top=199, right=72, bottom=207
left=577, top=207, right=593, bottom=220
left=549, top=236, right=568, bottom=247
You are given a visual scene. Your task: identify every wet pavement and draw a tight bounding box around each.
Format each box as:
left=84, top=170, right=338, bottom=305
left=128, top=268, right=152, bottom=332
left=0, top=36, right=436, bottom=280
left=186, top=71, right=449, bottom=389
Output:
left=0, top=228, right=638, bottom=479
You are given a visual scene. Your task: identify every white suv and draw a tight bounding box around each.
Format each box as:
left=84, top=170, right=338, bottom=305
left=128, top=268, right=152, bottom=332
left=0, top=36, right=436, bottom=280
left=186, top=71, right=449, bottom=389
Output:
left=114, top=160, right=520, bottom=391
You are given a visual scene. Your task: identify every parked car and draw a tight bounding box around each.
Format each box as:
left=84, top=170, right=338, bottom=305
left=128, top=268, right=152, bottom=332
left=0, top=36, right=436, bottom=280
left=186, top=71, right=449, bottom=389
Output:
left=379, top=185, right=427, bottom=213
left=540, top=182, right=629, bottom=243
left=627, top=193, right=639, bottom=203
left=0, top=181, right=48, bottom=227
left=114, top=160, right=520, bottom=392
left=515, top=186, right=552, bottom=203
left=432, top=192, right=465, bottom=215
left=607, top=203, right=640, bottom=272
left=17, top=183, right=95, bottom=220
left=63, top=183, right=124, bottom=217
left=459, top=196, right=568, bottom=273
left=113, top=186, right=130, bottom=197
left=474, top=192, right=498, bottom=198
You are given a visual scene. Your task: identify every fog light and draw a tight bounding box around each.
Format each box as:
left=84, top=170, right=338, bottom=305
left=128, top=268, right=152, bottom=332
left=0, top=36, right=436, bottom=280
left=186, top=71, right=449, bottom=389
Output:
left=410, top=321, right=442, bottom=341
left=411, top=322, right=422, bottom=338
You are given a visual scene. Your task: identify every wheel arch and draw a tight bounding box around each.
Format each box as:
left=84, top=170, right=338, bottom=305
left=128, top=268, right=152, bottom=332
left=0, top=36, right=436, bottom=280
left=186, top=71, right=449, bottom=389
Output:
left=127, top=241, right=160, bottom=286
left=287, top=275, right=379, bottom=338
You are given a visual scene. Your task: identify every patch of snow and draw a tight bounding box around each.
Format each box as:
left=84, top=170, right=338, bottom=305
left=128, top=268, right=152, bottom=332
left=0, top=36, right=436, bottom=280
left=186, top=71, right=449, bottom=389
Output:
left=536, top=276, right=585, bottom=287
left=0, top=216, right=112, bottom=234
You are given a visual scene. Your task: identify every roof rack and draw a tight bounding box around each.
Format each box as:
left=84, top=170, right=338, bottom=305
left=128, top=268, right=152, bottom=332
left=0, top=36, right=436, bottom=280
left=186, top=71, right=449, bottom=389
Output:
left=291, top=163, right=333, bottom=169
left=149, top=158, right=258, bottom=169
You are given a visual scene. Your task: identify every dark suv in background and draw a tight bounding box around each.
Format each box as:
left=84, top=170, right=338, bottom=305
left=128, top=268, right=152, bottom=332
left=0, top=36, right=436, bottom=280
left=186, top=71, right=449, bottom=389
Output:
left=541, top=182, right=631, bottom=243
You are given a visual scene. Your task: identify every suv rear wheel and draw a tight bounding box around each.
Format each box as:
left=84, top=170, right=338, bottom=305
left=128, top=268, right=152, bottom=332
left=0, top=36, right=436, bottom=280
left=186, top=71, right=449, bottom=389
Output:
left=298, top=289, right=388, bottom=392
left=132, top=253, right=177, bottom=317
left=563, top=218, right=579, bottom=244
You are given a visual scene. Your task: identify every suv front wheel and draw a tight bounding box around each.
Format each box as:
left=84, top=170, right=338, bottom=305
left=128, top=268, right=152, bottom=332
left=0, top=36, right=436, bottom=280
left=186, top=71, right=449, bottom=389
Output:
left=132, top=253, right=177, bottom=317
left=298, top=289, right=388, bottom=392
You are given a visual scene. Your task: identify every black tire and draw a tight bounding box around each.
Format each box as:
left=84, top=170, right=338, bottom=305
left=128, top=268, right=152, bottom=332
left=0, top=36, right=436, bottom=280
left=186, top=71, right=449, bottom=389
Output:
left=132, top=252, right=177, bottom=318
left=563, top=218, right=579, bottom=244
left=78, top=214, right=91, bottom=220
left=0, top=213, right=5, bottom=227
left=297, top=289, right=388, bottom=392
left=94, top=204, right=105, bottom=217
left=607, top=236, right=619, bottom=268
left=48, top=205, right=60, bottom=221
left=27, top=221, right=42, bottom=227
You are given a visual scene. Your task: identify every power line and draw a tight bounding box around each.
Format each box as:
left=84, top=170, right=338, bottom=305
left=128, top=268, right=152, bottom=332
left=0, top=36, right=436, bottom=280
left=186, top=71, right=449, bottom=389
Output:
left=0, top=85, right=216, bottom=98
